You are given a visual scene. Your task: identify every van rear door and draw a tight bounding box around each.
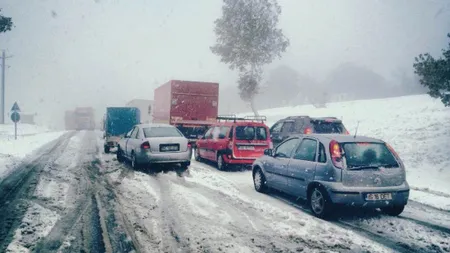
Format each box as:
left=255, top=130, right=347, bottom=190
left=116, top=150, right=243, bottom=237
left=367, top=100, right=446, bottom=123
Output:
left=232, top=125, right=270, bottom=159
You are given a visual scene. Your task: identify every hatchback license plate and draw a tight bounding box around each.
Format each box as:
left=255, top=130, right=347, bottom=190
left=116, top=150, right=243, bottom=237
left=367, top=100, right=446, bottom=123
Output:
left=366, top=193, right=392, bottom=201
left=160, top=145, right=179, bottom=152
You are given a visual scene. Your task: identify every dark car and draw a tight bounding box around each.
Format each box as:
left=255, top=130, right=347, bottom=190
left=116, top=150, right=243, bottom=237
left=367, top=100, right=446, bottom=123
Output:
left=270, top=116, right=349, bottom=147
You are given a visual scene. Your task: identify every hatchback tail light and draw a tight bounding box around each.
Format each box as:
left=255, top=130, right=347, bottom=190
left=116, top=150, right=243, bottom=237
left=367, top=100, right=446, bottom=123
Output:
left=304, top=127, right=313, bottom=134
left=329, top=140, right=343, bottom=169
left=187, top=143, right=192, bottom=149
left=141, top=141, right=151, bottom=149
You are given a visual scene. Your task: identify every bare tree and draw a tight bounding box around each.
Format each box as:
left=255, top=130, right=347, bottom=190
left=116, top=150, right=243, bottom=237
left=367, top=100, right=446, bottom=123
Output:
left=211, top=0, right=289, bottom=115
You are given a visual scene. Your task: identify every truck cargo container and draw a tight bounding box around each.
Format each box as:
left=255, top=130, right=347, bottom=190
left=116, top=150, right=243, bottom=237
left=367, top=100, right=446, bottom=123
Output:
left=64, top=110, right=76, bottom=130
left=74, top=107, right=95, bottom=130
left=126, top=99, right=153, bottom=123
left=103, top=107, right=141, bottom=153
left=152, top=80, right=219, bottom=146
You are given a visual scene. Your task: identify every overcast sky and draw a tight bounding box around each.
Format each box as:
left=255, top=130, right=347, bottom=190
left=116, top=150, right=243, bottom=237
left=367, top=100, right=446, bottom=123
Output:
left=0, top=0, right=449, bottom=128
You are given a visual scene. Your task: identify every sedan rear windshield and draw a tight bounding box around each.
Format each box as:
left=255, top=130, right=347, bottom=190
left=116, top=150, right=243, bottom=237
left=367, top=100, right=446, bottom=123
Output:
left=312, top=121, right=346, bottom=134
left=342, top=142, right=399, bottom=168
left=143, top=127, right=182, bottom=138
left=235, top=126, right=267, bottom=140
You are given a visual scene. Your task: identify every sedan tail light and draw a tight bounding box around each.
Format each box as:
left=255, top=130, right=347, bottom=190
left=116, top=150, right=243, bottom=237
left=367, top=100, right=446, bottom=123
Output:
left=329, top=140, right=343, bottom=169
left=141, top=141, right=150, bottom=149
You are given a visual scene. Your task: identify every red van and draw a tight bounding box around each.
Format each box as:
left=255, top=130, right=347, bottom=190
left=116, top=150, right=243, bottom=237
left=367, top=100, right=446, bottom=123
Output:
left=195, top=116, right=272, bottom=170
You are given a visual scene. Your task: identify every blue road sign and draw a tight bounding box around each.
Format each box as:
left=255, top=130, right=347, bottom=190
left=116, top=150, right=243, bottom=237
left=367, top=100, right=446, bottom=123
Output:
left=11, top=102, right=21, bottom=112
left=11, top=111, right=20, bottom=123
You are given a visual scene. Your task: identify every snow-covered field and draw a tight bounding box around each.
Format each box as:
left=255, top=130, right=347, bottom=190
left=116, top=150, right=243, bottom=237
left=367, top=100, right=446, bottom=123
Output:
left=0, top=124, right=66, bottom=180
left=239, top=95, right=450, bottom=211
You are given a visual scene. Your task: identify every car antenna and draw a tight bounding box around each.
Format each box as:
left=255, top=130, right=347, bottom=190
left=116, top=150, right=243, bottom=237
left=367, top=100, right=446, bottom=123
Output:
left=354, top=121, right=360, bottom=138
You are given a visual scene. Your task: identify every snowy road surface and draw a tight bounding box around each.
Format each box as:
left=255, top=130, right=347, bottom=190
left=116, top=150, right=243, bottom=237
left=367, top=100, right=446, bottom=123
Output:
left=0, top=131, right=449, bottom=253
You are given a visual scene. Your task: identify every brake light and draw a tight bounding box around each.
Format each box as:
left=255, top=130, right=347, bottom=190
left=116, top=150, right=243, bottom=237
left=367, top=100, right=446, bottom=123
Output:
left=269, top=141, right=273, bottom=149
left=329, top=140, right=343, bottom=169
left=141, top=141, right=150, bottom=149
left=187, top=143, right=191, bottom=149
left=345, top=129, right=350, bottom=135
left=304, top=127, right=312, bottom=134
left=386, top=143, right=399, bottom=158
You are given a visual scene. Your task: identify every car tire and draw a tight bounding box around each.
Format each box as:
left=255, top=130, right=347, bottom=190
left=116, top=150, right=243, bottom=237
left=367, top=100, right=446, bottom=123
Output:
left=194, top=148, right=202, bottom=162
left=253, top=167, right=268, bottom=193
left=381, top=205, right=405, bottom=216
left=117, top=147, right=124, bottom=163
left=104, top=145, right=110, bottom=154
left=131, top=153, right=140, bottom=170
left=309, top=186, right=333, bottom=219
left=217, top=154, right=226, bottom=171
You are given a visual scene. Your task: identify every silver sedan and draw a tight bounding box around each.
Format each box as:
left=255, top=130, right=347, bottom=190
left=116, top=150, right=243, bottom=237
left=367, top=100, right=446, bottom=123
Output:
left=117, top=123, right=191, bottom=170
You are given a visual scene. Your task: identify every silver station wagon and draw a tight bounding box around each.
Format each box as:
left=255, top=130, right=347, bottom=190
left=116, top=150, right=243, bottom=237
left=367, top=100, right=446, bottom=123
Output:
left=252, top=134, right=410, bottom=219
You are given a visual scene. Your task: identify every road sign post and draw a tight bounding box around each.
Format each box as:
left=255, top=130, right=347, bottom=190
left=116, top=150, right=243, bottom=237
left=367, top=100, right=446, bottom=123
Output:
left=10, top=102, right=21, bottom=140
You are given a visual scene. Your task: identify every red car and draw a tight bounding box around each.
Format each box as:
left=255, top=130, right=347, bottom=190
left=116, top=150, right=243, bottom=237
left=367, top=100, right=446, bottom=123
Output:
left=195, top=116, right=272, bottom=170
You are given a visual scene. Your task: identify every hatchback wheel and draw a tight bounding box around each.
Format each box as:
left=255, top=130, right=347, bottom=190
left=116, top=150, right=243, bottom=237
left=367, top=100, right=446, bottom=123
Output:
left=309, top=186, right=333, bottom=219
left=253, top=168, right=268, bottom=193
left=217, top=154, right=226, bottom=171
left=381, top=205, right=405, bottom=216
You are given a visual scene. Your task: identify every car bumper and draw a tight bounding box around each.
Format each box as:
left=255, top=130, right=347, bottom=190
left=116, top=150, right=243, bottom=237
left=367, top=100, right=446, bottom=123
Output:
left=136, top=150, right=191, bottom=165
left=319, top=181, right=410, bottom=207
left=222, top=154, right=255, bottom=165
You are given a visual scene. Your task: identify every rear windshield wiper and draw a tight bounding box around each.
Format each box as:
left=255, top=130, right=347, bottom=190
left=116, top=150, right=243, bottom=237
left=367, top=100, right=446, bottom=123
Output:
left=347, top=164, right=399, bottom=170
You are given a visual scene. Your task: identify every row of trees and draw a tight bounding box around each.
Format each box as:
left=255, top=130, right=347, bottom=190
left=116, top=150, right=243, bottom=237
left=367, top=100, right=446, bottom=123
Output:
left=211, top=0, right=450, bottom=113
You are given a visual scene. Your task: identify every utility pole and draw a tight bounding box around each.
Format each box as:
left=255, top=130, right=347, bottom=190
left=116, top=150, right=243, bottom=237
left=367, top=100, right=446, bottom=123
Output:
left=1, top=50, right=12, bottom=124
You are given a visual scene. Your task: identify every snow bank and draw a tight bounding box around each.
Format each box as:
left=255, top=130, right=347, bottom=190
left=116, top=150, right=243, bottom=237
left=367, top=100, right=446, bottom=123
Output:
left=0, top=124, right=66, bottom=179
left=239, top=95, right=450, bottom=209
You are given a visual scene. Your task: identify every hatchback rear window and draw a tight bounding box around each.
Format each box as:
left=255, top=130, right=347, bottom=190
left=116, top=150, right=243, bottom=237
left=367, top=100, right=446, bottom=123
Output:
left=235, top=126, right=267, bottom=140
left=312, top=121, right=346, bottom=134
left=143, top=127, right=182, bottom=138
left=342, top=142, right=399, bottom=168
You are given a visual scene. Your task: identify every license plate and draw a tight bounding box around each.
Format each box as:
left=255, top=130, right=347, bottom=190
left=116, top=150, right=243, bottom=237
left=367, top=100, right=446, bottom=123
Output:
left=238, top=146, right=255, bottom=150
left=365, top=193, right=392, bottom=201
left=161, top=145, right=179, bottom=152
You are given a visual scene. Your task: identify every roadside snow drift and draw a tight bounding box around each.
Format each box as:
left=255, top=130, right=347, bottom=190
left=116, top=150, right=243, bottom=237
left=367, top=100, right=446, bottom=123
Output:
left=239, top=95, right=450, bottom=210
left=0, top=124, right=66, bottom=179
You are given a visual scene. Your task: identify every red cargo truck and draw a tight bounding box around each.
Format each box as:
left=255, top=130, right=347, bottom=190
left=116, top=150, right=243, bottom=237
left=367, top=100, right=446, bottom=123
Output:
left=153, top=80, right=219, bottom=146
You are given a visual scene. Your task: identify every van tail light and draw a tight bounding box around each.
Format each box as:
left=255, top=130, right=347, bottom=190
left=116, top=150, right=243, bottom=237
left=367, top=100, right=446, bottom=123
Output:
left=141, top=141, right=151, bottom=149
left=304, top=127, right=312, bottom=134
left=269, top=141, right=273, bottom=149
left=329, top=140, right=343, bottom=169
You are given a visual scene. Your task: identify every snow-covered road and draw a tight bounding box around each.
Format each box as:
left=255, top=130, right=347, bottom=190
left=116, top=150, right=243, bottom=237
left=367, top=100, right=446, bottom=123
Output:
left=1, top=131, right=449, bottom=253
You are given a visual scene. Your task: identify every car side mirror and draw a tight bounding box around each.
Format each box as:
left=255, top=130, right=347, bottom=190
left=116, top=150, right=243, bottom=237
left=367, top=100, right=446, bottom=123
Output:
left=264, top=148, right=273, bottom=156
left=218, top=133, right=226, bottom=139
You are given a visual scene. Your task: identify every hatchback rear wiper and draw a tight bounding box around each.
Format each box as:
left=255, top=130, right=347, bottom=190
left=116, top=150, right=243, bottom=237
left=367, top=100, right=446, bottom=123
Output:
left=348, top=164, right=399, bottom=170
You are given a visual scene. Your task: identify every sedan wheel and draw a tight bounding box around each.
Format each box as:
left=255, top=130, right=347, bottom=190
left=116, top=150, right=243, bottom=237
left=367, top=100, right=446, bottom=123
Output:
left=194, top=148, right=201, bottom=161
left=253, top=168, right=268, bottom=193
left=131, top=153, right=140, bottom=169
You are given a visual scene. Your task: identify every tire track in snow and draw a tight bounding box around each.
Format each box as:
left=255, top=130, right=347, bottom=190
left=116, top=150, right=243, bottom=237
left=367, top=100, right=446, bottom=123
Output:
left=0, top=132, right=75, bottom=252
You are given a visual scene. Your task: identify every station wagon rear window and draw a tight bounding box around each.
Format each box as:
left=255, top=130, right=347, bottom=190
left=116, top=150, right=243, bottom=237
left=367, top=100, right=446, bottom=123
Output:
left=342, top=142, right=399, bottom=169
left=143, top=127, right=183, bottom=138
left=235, top=126, right=267, bottom=140
left=312, top=121, right=346, bottom=134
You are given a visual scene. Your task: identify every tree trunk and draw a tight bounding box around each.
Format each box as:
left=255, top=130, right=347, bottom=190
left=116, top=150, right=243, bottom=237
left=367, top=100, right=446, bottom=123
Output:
left=250, top=97, right=259, bottom=116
